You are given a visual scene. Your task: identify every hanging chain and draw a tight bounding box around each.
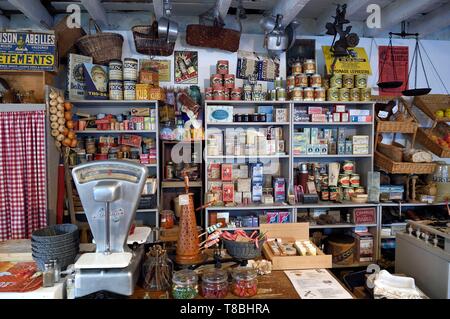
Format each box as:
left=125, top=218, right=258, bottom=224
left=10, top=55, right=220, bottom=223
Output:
left=419, top=41, right=449, bottom=94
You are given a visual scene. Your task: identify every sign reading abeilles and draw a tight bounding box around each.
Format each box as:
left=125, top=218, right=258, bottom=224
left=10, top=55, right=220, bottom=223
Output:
left=322, top=46, right=372, bottom=75
left=0, top=31, right=56, bottom=71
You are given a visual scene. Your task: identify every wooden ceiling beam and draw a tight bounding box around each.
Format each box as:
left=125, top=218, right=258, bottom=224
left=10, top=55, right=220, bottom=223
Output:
left=8, top=0, right=53, bottom=28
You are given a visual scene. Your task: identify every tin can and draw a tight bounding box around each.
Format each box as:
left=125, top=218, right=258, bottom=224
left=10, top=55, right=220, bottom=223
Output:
left=292, top=87, right=303, bottom=101
left=213, top=86, right=225, bottom=100
left=109, top=80, right=123, bottom=100
left=329, top=186, right=338, bottom=201
left=303, top=87, right=314, bottom=101
left=314, top=87, right=325, bottom=101
left=355, top=74, right=368, bottom=88
left=342, top=188, right=351, bottom=201
left=205, top=87, right=213, bottom=100
left=343, top=160, right=355, bottom=174
left=230, top=87, right=242, bottom=100
left=329, top=74, right=343, bottom=88
left=276, top=88, right=286, bottom=101
left=109, top=60, right=123, bottom=81
left=211, top=74, right=224, bottom=89
left=287, top=76, right=295, bottom=89
left=123, top=80, right=136, bottom=100
left=292, top=62, right=302, bottom=75
left=216, top=60, right=229, bottom=75
left=327, top=88, right=339, bottom=101
left=223, top=74, right=235, bottom=89
left=243, top=85, right=252, bottom=101
left=223, top=89, right=231, bottom=100
left=349, top=88, right=360, bottom=101
left=348, top=187, right=355, bottom=197
left=343, top=74, right=354, bottom=89
left=338, top=88, right=349, bottom=101
left=350, top=174, right=360, bottom=187
left=295, top=73, right=308, bottom=87
left=321, top=189, right=329, bottom=201
left=339, top=174, right=350, bottom=188
left=274, top=77, right=283, bottom=89
left=310, top=74, right=322, bottom=88
left=354, top=186, right=365, bottom=194
left=360, top=88, right=371, bottom=101
left=269, top=89, right=276, bottom=101
left=123, top=58, right=138, bottom=81
left=303, top=59, right=316, bottom=75
left=166, top=162, right=175, bottom=179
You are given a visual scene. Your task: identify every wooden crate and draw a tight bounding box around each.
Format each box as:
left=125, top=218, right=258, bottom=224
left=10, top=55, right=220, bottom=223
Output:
left=414, top=94, right=450, bottom=122
left=0, top=71, right=54, bottom=102
left=374, top=151, right=436, bottom=174
left=260, top=223, right=332, bottom=270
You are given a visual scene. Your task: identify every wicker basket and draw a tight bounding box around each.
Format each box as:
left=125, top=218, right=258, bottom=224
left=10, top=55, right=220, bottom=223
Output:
left=375, top=151, right=436, bottom=174
left=76, top=19, right=123, bottom=65
left=416, top=126, right=450, bottom=158
left=186, top=24, right=241, bottom=52
left=132, top=22, right=175, bottom=56
left=377, top=142, right=404, bottom=162
left=414, top=94, right=450, bottom=122
left=376, top=119, right=418, bottom=134
left=222, top=239, right=264, bottom=260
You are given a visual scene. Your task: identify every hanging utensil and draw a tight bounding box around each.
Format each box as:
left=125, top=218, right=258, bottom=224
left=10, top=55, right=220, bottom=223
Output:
left=377, top=33, right=403, bottom=89
left=402, top=35, right=431, bottom=96
left=157, top=0, right=178, bottom=43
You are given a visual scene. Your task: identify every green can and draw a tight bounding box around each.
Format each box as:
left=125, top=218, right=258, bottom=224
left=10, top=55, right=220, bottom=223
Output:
left=330, top=74, right=343, bottom=88
left=338, top=88, right=350, bottom=101
left=327, top=87, right=339, bottom=101
left=355, top=74, right=368, bottom=88
left=349, top=88, right=360, bottom=101
left=342, top=74, right=354, bottom=89
left=360, top=88, right=371, bottom=101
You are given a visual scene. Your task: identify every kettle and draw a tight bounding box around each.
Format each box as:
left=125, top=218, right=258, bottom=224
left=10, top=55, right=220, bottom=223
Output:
left=265, top=15, right=300, bottom=57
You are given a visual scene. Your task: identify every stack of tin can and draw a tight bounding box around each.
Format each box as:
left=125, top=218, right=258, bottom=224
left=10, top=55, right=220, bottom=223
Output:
left=326, top=73, right=370, bottom=102
left=108, top=58, right=139, bottom=100
left=205, top=60, right=242, bottom=101
left=285, top=59, right=325, bottom=102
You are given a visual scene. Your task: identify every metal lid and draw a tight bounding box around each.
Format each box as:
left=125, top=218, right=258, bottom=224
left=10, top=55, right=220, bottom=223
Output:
left=231, top=267, right=257, bottom=281
left=173, top=269, right=198, bottom=285
left=202, top=268, right=228, bottom=284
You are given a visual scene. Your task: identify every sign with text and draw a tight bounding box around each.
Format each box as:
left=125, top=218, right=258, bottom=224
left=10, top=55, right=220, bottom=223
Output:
left=0, top=31, right=56, bottom=71
left=322, top=46, right=372, bottom=75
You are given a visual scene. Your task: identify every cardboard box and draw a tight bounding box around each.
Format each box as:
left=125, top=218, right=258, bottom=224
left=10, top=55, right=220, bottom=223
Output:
left=237, top=178, right=251, bottom=193
left=207, top=105, right=233, bottom=123
left=222, top=182, right=234, bottom=202
left=260, top=223, right=332, bottom=270
left=354, top=232, right=374, bottom=262
left=221, top=163, right=233, bottom=181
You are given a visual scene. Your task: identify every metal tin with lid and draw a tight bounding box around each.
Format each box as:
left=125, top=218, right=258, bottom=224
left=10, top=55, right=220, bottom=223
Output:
left=292, top=87, right=303, bottom=101
left=292, top=62, right=302, bottom=75
left=310, top=74, right=322, bottom=88
left=295, top=73, right=308, bottom=88
left=355, top=74, right=368, bottom=88
left=338, top=88, right=350, bottom=101
left=217, top=60, right=229, bottom=75
left=343, top=74, right=354, bottom=89
left=349, top=88, right=360, bottom=101
left=327, top=87, right=339, bottom=101
left=109, top=60, right=123, bottom=80
left=303, top=87, right=314, bottom=101
left=303, top=59, right=316, bottom=75
left=330, top=74, right=343, bottom=88
left=123, top=58, right=138, bottom=81
left=109, top=80, right=123, bottom=100
left=314, top=87, right=325, bottom=101
left=123, top=80, right=136, bottom=100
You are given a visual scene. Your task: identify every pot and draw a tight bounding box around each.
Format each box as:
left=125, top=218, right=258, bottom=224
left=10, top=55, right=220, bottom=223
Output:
left=158, top=17, right=178, bottom=42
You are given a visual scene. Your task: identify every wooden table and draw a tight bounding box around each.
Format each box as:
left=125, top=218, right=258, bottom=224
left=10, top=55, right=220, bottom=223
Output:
left=132, top=270, right=301, bottom=299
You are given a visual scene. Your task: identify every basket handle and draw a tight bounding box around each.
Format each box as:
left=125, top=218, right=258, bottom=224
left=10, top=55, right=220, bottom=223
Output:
left=88, top=18, right=103, bottom=35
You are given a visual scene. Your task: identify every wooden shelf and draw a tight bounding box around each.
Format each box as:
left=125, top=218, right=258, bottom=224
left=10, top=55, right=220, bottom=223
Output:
left=162, top=181, right=202, bottom=188
left=219, top=227, right=260, bottom=231
left=295, top=202, right=377, bottom=209
left=293, top=122, right=371, bottom=126
left=293, top=154, right=371, bottom=158
left=207, top=122, right=290, bottom=126
left=309, top=223, right=377, bottom=229
left=75, top=130, right=156, bottom=134
left=207, top=204, right=290, bottom=211
left=208, top=154, right=289, bottom=159
left=69, top=100, right=158, bottom=106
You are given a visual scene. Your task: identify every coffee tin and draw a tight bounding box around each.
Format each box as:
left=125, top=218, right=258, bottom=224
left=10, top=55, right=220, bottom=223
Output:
left=224, top=74, right=235, bottom=89
left=295, top=73, right=308, bottom=87
left=339, top=174, right=350, bottom=188
left=205, top=87, right=213, bottom=100
left=350, top=174, right=360, bottom=187
left=123, top=80, right=136, bottom=100
left=231, top=87, right=242, bottom=101
left=287, top=76, right=295, bottom=89
left=292, top=87, right=303, bottom=101
left=310, top=74, right=322, bottom=88
left=327, top=87, right=339, bottom=101
left=330, top=74, right=343, bottom=88
left=342, top=74, right=354, bottom=89
left=292, top=62, right=302, bottom=75
left=354, top=186, right=365, bottom=194
left=343, top=160, right=355, bottom=174
left=123, top=58, right=138, bottom=81
left=349, top=88, right=360, bottom=101
left=109, top=80, right=123, bottom=100
left=355, top=74, right=368, bottom=88
left=360, top=88, right=371, bottom=101
left=223, top=89, right=231, bottom=100
left=303, top=87, right=314, bottom=101
left=211, top=74, right=224, bottom=89
left=303, top=59, right=316, bottom=75
left=109, top=60, right=123, bottom=81
left=338, top=88, right=350, bottom=101
left=213, top=86, right=225, bottom=100
left=217, top=60, right=229, bottom=75
left=314, top=87, right=325, bottom=101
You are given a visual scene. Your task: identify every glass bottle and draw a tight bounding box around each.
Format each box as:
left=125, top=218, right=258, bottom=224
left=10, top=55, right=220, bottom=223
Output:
left=50, top=259, right=60, bottom=282
left=201, top=268, right=228, bottom=299
left=172, top=269, right=198, bottom=299
left=66, top=275, right=75, bottom=299
left=173, top=119, right=185, bottom=141
left=43, top=262, right=55, bottom=288
left=231, top=267, right=258, bottom=297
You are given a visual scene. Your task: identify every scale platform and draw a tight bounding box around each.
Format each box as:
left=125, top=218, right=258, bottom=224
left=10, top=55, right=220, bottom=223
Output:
left=75, top=252, right=132, bottom=269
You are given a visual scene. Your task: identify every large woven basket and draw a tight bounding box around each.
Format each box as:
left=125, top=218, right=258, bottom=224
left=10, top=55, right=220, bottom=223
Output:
left=132, top=22, right=175, bottom=56
left=414, top=94, right=450, bottom=122
left=222, top=239, right=264, bottom=260
left=377, top=142, right=404, bottom=162
left=76, top=19, right=123, bottom=65
left=416, top=126, right=450, bottom=158
left=186, top=24, right=241, bottom=52
left=375, top=151, right=436, bottom=174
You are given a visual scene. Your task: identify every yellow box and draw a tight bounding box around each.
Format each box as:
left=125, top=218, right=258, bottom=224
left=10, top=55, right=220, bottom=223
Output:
left=136, top=85, right=166, bottom=101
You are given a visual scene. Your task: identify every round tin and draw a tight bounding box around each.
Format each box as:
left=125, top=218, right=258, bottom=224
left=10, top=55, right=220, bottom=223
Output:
left=329, top=74, right=343, bottom=88
left=287, top=76, right=295, bottom=89
left=230, top=87, right=242, bottom=101
left=276, top=88, right=286, bottom=101
left=295, top=73, right=308, bottom=88
left=327, top=88, right=339, bottom=101
left=338, top=88, right=350, bottom=101
left=342, top=188, right=351, bottom=201
left=216, top=60, right=229, bottom=75
left=109, top=80, right=123, bottom=100
left=343, top=160, right=355, bottom=174
left=350, top=174, right=360, bottom=187
left=349, top=88, right=360, bottom=101
left=354, top=186, right=365, bottom=194
left=205, top=87, right=213, bottom=100
left=310, top=74, right=322, bottom=88
left=360, top=88, right=371, bottom=101
left=123, top=80, right=136, bottom=100
left=329, top=186, right=338, bottom=201
left=339, top=174, right=350, bottom=188
left=270, top=89, right=277, bottom=101
left=223, top=89, right=231, bottom=100
left=213, top=87, right=225, bottom=100
left=274, top=77, right=283, bottom=89
left=292, top=62, right=302, bottom=75
left=342, top=74, right=354, bottom=89
left=321, top=189, right=329, bottom=201
left=355, top=74, right=368, bottom=88
left=123, top=58, right=138, bottom=81
left=303, top=87, right=314, bottom=101
left=109, top=60, right=123, bottom=81
left=303, top=59, right=316, bottom=75
left=223, top=74, right=235, bottom=89
left=314, top=87, right=326, bottom=101
left=211, top=74, right=224, bottom=89
left=292, top=87, right=303, bottom=101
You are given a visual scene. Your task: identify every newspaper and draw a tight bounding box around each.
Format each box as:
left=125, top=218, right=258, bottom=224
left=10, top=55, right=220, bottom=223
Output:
left=284, top=269, right=353, bottom=299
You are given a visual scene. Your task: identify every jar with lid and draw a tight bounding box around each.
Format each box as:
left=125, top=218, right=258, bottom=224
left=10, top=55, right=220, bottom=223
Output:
left=201, top=268, right=228, bottom=299
left=43, top=262, right=55, bottom=287
left=231, top=267, right=258, bottom=297
left=160, top=210, right=174, bottom=229
left=172, top=269, right=198, bottom=299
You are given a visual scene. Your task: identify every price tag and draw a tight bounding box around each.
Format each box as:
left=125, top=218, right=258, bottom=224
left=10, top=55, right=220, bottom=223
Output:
left=179, top=194, right=189, bottom=206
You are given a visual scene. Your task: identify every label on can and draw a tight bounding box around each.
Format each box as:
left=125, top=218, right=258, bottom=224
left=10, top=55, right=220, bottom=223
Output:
left=330, top=74, right=343, bottom=88
left=360, top=88, right=371, bottom=101
left=350, top=88, right=360, bottom=101
left=223, top=89, right=230, bottom=100
left=355, top=74, right=368, bottom=88
left=224, top=74, right=235, bottom=89
left=287, top=76, right=295, bottom=89
left=314, top=87, right=325, bottom=101
left=123, top=58, right=138, bottom=81
left=343, top=74, right=354, bottom=89
left=350, top=174, right=360, bottom=187
left=295, top=73, right=308, bottom=87
left=109, top=60, right=123, bottom=80
left=310, top=74, right=322, bottom=88
left=213, top=88, right=225, bottom=100
left=327, top=88, right=339, bottom=101
left=211, top=74, right=224, bottom=89
left=304, top=87, right=314, bottom=101
left=343, top=160, right=355, bottom=174
left=339, top=174, right=350, bottom=187
left=123, top=80, right=136, bottom=100
left=292, top=62, right=302, bottom=75
left=109, top=80, right=123, bottom=100
left=303, top=59, right=316, bottom=74
left=292, top=87, right=303, bottom=100
left=205, top=87, right=213, bottom=100
left=217, top=60, right=229, bottom=74
left=231, top=88, right=242, bottom=100
left=339, top=88, right=350, bottom=101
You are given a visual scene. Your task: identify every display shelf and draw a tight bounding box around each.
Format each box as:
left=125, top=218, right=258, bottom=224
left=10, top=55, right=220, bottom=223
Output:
left=293, top=101, right=374, bottom=105
left=206, top=204, right=291, bottom=211
left=293, top=154, right=371, bottom=158
left=219, top=227, right=260, bottom=231
left=295, top=202, right=377, bottom=209
left=75, top=130, right=156, bottom=134
left=206, top=122, right=290, bottom=126
left=136, top=208, right=159, bottom=213
left=309, top=223, right=378, bottom=229
left=381, top=235, right=397, bottom=239
left=69, top=163, right=157, bottom=169
left=380, top=202, right=447, bottom=207
left=162, top=181, right=202, bottom=188
left=293, top=122, right=372, bottom=126
left=69, top=100, right=159, bottom=106
left=207, top=154, right=289, bottom=159
left=205, top=100, right=290, bottom=105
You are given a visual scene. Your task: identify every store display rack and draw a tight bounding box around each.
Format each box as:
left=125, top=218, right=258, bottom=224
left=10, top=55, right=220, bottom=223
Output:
left=69, top=99, right=160, bottom=227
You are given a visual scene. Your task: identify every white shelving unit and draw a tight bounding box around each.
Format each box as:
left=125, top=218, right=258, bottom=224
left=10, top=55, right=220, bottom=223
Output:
left=70, top=100, right=160, bottom=227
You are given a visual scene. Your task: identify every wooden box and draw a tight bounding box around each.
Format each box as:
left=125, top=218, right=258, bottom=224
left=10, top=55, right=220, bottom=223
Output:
left=260, top=223, right=332, bottom=270
left=136, top=84, right=166, bottom=101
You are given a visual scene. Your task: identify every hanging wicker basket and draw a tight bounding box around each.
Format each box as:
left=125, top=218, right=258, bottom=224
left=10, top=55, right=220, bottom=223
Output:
left=132, top=22, right=175, bottom=56
left=76, top=19, right=124, bottom=65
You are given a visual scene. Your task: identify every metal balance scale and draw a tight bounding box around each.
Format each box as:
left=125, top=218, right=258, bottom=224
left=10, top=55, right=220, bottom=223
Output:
left=71, top=161, right=149, bottom=298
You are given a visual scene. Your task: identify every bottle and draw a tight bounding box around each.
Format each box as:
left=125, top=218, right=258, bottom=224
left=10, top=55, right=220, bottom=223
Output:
left=287, top=179, right=296, bottom=205
left=174, top=119, right=185, bottom=141
left=66, top=275, right=75, bottom=299
left=50, top=259, right=60, bottom=282
left=298, top=163, right=309, bottom=193
left=43, top=262, right=55, bottom=288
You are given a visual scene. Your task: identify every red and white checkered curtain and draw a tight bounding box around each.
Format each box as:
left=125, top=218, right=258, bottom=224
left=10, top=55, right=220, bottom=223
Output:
left=0, top=110, right=47, bottom=241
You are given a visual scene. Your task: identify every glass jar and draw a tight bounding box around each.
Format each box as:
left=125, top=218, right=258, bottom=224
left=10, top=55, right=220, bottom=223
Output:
left=160, top=210, right=174, bottom=229
left=173, top=119, right=186, bottom=141
left=201, top=268, right=228, bottom=299
left=231, top=267, right=258, bottom=297
left=43, top=262, right=55, bottom=288
left=172, top=269, right=198, bottom=299
left=142, top=247, right=173, bottom=291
